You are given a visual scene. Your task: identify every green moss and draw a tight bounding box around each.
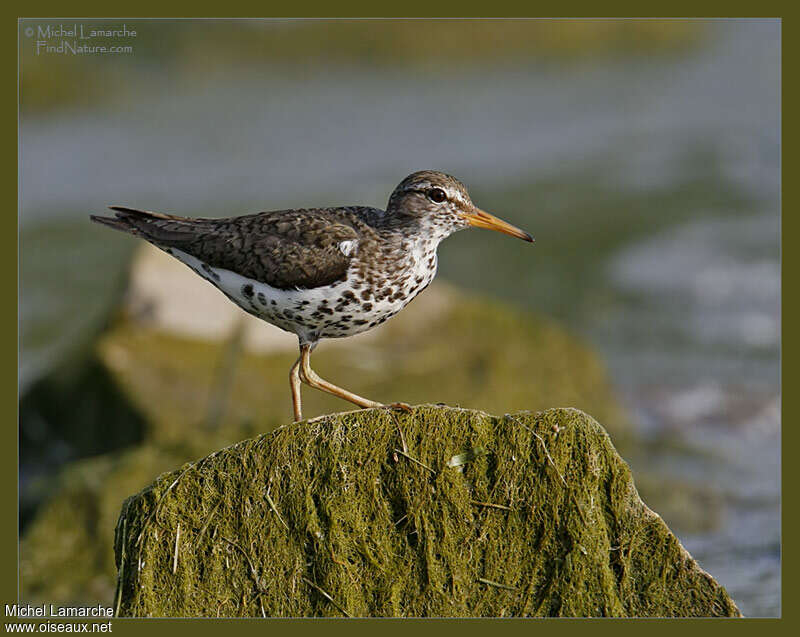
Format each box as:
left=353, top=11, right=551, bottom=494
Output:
left=114, top=406, right=740, bottom=617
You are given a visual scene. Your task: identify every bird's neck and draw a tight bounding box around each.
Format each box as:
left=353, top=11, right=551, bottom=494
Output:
left=375, top=210, right=458, bottom=248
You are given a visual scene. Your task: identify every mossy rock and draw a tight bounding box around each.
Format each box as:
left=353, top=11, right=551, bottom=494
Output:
left=114, top=406, right=740, bottom=617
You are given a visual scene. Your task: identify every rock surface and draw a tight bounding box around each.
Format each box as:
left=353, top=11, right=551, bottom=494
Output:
left=113, top=406, right=740, bottom=617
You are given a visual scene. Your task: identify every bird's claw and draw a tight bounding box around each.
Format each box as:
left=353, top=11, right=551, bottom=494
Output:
left=385, top=402, right=413, bottom=413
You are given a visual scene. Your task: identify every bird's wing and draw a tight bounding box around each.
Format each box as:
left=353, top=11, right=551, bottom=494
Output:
left=93, top=206, right=363, bottom=290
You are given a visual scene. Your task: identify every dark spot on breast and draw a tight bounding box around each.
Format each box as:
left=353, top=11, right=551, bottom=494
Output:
left=271, top=299, right=277, bottom=306
left=241, top=284, right=254, bottom=298
left=353, top=319, right=368, bottom=326
left=361, top=303, right=373, bottom=311
left=319, top=306, right=334, bottom=315
left=360, top=289, right=371, bottom=301
left=392, top=290, right=405, bottom=302
left=257, top=292, right=267, bottom=305
left=342, top=290, right=356, bottom=300
left=301, top=300, right=310, bottom=306
left=283, top=309, right=295, bottom=319
left=415, top=275, right=425, bottom=284
left=427, top=256, right=435, bottom=267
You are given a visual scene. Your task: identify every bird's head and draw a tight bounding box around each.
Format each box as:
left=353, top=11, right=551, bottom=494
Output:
left=386, top=170, right=533, bottom=243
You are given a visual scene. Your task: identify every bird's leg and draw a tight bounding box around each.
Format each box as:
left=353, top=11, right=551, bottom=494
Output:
left=298, top=343, right=383, bottom=410
left=289, top=354, right=303, bottom=422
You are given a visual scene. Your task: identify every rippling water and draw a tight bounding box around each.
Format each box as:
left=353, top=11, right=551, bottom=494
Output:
left=20, top=20, right=780, bottom=615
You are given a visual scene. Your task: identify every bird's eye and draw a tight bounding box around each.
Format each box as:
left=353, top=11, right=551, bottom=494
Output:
left=427, top=188, right=447, bottom=203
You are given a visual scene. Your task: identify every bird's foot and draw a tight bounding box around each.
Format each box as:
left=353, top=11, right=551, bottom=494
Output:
left=384, top=402, right=413, bottom=413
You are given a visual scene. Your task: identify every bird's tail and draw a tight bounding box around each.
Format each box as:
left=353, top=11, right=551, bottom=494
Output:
left=90, top=206, right=200, bottom=244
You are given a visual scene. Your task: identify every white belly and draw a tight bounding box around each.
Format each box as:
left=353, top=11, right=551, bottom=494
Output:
left=166, top=247, right=436, bottom=344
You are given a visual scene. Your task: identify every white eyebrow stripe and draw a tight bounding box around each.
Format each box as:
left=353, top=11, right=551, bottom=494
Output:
left=404, top=182, right=467, bottom=205
left=450, top=190, right=468, bottom=206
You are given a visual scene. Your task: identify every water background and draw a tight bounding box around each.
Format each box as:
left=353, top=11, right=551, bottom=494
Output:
left=19, top=19, right=780, bottom=615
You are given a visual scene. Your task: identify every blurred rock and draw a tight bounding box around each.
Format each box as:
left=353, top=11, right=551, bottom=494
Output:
left=20, top=446, right=189, bottom=605
left=113, top=406, right=740, bottom=617
left=19, top=356, right=146, bottom=529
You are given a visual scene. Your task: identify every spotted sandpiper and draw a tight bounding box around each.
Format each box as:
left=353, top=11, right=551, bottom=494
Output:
left=91, top=171, right=533, bottom=421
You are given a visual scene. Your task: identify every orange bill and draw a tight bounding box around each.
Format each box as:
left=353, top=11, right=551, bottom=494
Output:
left=461, top=208, right=534, bottom=242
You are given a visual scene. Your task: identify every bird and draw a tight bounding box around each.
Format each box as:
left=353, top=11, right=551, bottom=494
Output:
left=90, top=170, right=533, bottom=422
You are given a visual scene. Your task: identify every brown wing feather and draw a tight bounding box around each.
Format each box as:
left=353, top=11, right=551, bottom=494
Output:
left=91, top=206, right=364, bottom=290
